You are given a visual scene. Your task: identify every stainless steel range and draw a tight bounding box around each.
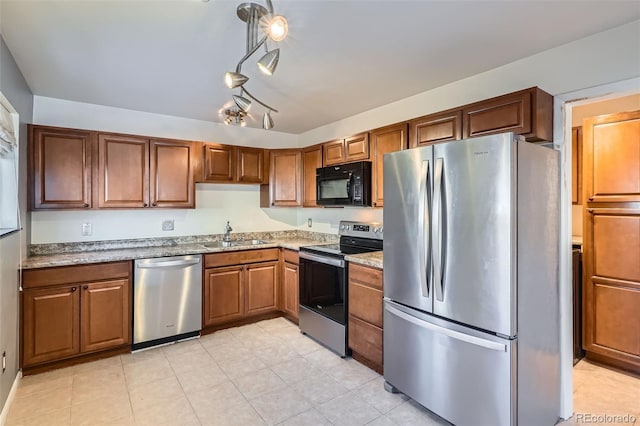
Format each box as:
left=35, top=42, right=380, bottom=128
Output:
left=298, top=221, right=383, bottom=356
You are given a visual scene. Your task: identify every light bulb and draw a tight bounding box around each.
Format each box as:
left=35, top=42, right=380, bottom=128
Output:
left=265, top=15, right=288, bottom=42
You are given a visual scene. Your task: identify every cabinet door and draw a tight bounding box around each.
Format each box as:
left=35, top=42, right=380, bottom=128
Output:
left=98, top=134, right=149, bottom=208
left=150, top=139, right=195, bottom=208
left=410, top=110, right=462, bottom=148
left=237, top=147, right=265, bottom=183
left=268, top=150, right=302, bottom=207
left=370, top=123, right=408, bottom=207
left=462, top=89, right=532, bottom=139
left=203, top=143, right=235, bottom=182
left=572, top=126, right=582, bottom=205
left=204, top=266, right=244, bottom=326
left=30, top=126, right=93, bottom=210
left=22, top=286, right=80, bottom=366
left=245, top=261, right=278, bottom=316
left=348, top=264, right=383, bottom=327
left=344, top=133, right=369, bottom=162
left=302, top=145, right=322, bottom=207
left=282, top=261, right=299, bottom=319
left=323, top=139, right=345, bottom=166
left=80, top=279, right=130, bottom=353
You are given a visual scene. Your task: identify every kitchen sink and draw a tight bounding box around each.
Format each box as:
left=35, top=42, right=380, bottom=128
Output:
left=202, top=239, right=268, bottom=248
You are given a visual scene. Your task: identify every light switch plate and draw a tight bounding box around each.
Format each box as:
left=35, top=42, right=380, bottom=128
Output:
left=162, top=220, right=175, bottom=231
left=81, top=223, right=92, bottom=236
left=307, top=218, right=312, bottom=228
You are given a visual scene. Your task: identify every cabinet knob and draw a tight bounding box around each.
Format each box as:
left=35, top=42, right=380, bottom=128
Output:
left=71, top=287, right=77, bottom=292
left=83, top=203, right=89, bottom=208
left=152, top=202, right=158, bottom=207
left=588, top=197, right=593, bottom=202
left=143, top=203, right=148, bottom=207
left=83, top=285, right=88, bottom=290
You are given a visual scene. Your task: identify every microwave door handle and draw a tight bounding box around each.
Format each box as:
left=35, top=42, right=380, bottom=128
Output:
left=346, top=173, right=353, bottom=201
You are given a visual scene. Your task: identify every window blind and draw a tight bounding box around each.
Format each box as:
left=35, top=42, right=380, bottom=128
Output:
left=0, top=103, right=17, bottom=155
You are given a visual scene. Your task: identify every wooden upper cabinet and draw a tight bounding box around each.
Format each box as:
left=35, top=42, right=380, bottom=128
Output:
left=150, top=139, right=195, bottom=208
left=370, top=123, right=408, bottom=207
left=462, top=87, right=552, bottom=142
left=203, top=143, right=235, bottom=182
left=263, top=150, right=302, bottom=207
left=345, top=133, right=370, bottom=161
left=583, top=111, right=640, bottom=203
left=323, top=139, right=345, bottom=166
left=572, top=126, right=582, bottom=205
left=323, top=132, right=369, bottom=166
left=410, top=110, right=462, bottom=148
left=302, top=144, right=323, bottom=207
left=29, top=125, right=93, bottom=210
left=237, top=147, right=266, bottom=183
left=97, top=134, right=149, bottom=208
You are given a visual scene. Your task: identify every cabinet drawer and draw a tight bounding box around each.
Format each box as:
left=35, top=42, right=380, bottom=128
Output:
left=349, top=263, right=382, bottom=291
left=204, top=248, right=279, bottom=268
left=349, top=282, right=383, bottom=328
left=23, top=262, right=131, bottom=289
left=348, top=315, right=382, bottom=366
left=283, top=249, right=299, bottom=265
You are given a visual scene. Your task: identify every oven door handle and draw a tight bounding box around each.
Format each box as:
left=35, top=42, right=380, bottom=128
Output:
left=299, top=251, right=345, bottom=268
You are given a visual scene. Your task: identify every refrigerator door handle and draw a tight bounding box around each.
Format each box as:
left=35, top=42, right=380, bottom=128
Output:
left=418, top=160, right=431, bottom=298
left=385, top=304, right=507, bottom=352
left=433, top=157, right=445, bottom=302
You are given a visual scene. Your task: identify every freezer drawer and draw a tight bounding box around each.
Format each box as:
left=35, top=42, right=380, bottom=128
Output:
left=384, top=300, right=515, bottom=426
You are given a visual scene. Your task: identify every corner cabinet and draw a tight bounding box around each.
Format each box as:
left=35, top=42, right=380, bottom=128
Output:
left=203, top=249, right=279, bottom=328
left=21, top=262, right=131, bottom=370
left=28, top=125, right=94, bottom=210
left=370, top=123, right=408, bottom=207
left=261, top=150, right=302, bottom=207
left=348, top=263, right=383, bottom=373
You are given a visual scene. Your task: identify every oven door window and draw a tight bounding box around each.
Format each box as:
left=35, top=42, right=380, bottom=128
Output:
left=317, top=177, right=350, bottom=203
left=299, top=258, right=346, bottom=324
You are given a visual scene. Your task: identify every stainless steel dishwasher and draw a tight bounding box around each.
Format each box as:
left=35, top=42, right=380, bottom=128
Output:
left=133, top=254, right=202, bottom=350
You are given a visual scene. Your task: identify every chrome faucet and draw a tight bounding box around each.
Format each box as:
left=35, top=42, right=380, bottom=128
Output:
left=223, top=221, right=233, bottom=242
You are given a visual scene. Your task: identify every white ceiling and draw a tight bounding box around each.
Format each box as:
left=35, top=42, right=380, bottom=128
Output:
left=1, top=1, right=639, bottom=134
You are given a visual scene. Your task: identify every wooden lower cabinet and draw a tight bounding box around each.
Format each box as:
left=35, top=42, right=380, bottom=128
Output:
left=348, top=263, right=383, bottom=373
left=22, top=285, right=80, bottom=366
left=282, top=249, right=300, bottom=320
left=204, top=266, right=244, bottom=326
left=21, top=262, right=131, bottom=369
left=203, top=250, right=280, bottom=328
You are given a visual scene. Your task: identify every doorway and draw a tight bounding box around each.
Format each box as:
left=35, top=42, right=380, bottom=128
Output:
left=561, top=88, right=640, bottom=422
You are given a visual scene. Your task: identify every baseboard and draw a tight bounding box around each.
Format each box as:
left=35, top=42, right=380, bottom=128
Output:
left=0, top=370, right=22, bottom=424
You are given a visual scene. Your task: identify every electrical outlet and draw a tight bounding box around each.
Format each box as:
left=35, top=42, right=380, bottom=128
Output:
left=307, top=218, right=312, bottom=228
left=81, top=223, right=92, bottom=236
left=162, top=219, right=175, bottom=231
left=2, top=351, right=6, bottom=373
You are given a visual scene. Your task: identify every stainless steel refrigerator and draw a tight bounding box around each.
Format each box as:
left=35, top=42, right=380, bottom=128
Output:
left=383, top=133, right=560, bottom=426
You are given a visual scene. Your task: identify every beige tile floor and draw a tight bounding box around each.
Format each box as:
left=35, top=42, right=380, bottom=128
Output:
left=4, top=317, right=639, bottom=425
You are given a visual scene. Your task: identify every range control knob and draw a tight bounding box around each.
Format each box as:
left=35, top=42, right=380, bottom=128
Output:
left=345, top=225, right=351, bottom=231
left=373, top=227, right=380, bottom=234
left=340, top=224, right=346, bottom=231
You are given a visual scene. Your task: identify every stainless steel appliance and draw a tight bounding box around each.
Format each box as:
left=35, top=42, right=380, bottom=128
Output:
left=133, top=255, right=202, bottom=350
left=299, top=221, right=383, bottom=356
left=383, top=133, right=560, bottom=426
left=316, top=161, right=372, bottom=206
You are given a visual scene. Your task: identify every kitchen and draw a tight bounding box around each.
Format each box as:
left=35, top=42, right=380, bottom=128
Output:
left=0, top=1, right=639, bottom=425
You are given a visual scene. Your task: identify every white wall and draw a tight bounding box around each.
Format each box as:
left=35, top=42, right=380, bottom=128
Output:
left=298, top=20, right=640, bottom=146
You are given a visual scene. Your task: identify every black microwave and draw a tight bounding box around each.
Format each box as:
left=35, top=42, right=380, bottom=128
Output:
left=316, top=161, right=372, bottom=206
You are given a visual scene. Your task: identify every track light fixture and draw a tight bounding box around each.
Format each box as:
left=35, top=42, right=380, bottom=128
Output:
left=223, top=0, right=287, bottom=129
left=223, top=108, right=248, bottom=126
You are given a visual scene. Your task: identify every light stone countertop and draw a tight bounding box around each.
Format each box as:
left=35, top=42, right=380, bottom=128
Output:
left=23, top=232, right=336, bottom=270
left=345, top=251, right=383, bottom=269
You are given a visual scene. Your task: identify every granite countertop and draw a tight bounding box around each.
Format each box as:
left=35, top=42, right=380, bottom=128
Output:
left=572, top=236, right=583, bottom=246
left=345, top=251, right=383, bottom=269
left=23, top=231, right=336, bottom=269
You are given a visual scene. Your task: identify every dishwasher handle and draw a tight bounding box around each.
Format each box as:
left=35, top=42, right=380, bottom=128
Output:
left=136, top=258, right=201, bottom=269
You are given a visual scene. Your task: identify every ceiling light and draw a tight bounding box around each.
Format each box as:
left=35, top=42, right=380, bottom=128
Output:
left=232, top=94, right=252, bottom=112
left=264, top=15, right=288, bottom=42
left=263, top=111, right=273, bottom=130
left=224, top=72, right=248, bottom=89
left=220, top=1, right=286, bottom=130
left=257, top=49, right=279, bottom=75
